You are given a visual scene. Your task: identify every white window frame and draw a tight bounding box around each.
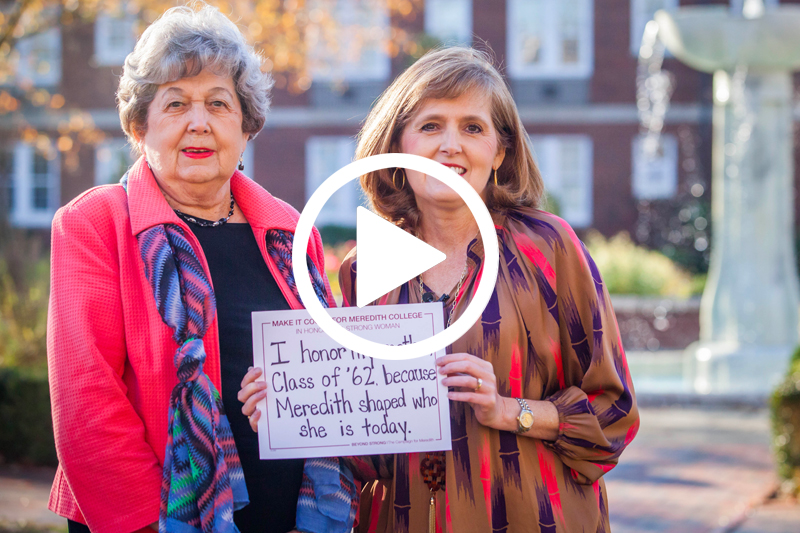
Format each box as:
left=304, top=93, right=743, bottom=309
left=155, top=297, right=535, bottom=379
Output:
left=425, top=0, right=472, bottom=46
left=531, top=135, right=593, bottom=228
left=630, top=0, right=678, bottom=56
left=95, top=138, right=135, bottom=186
left=94, top=14, right=137, bottom=66
left=507, top=0, right=594, bottom=79
left=8, top=143, right=60, bottom=228
left=15, top=28, right=62, bottom=87
left=307, top=0, right=390, bottom=82
left=632, top=134, right=678, bottom=200
left=305, top=136, right=359, bottom=227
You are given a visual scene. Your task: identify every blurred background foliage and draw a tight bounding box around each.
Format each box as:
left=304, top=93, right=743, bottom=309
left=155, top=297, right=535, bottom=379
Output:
left=0, top=0, right=422, bottom=167
left=0, top=222, right=54, bottom=465
left=772, top=345, right=800, bottom=497
left=0, top=225, right=49, bottom=370
left=586, top=230, right=705, bottom=298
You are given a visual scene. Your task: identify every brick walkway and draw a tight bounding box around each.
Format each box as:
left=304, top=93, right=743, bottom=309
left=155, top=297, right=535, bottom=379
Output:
left=1, top=407, right=798, bottom=532
left=605, top=407, right=783, bottom=533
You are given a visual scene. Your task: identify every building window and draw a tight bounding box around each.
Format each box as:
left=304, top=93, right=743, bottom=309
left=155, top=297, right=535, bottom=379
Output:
left=531, top=135, right=593, bottom=228
left=630, top=0, right=678, bottom=56
left=305, top=136, right=360, bottom=228
left=307, top=0, right=390, bottom=82
left=425, top=0, right=472, bottom=46
left=632, top=134, right=678, bottom=200
left=95, top=138, right=135, bottom=186
left=15, top=28, right=61, bottom=87
left=94, top=14, right=137, bottom=66
left=6, top=143, right=60, bottom=228
left=507, top=0, right=594, bottom=79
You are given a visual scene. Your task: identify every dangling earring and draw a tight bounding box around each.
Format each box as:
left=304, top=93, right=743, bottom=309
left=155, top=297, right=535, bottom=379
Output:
left=238, top=154, right=245, bottom=171
left=392, top=168, right=405, bottom=189
left=493, top=167, right=498, bottom=186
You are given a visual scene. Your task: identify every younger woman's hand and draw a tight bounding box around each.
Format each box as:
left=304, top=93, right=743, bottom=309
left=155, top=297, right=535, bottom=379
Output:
left=238, top=366, right=267, bottom=432
left=436, top=352, right=506, bottom=430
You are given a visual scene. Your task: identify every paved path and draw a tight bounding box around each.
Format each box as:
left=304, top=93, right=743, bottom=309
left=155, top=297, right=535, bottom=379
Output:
left=733, top=497, right=800, bottom=533
left=1, top=407, right=798, bottom=532
left=605, top=407, right=782, bottom=533
left=0, top=465, right=63, bottom=532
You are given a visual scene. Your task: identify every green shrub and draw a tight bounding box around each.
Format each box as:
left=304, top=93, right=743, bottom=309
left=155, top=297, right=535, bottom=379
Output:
left=0, top=229, right=50, bottom=369
left=585, top=231, right=700, bottom=297
left=771, top=346, right=800, bottom=496
left=318, top=225, right=356, bottom=246
left=0, top=228, right=54, bottom=466
left=0, top=367, right=56, bottom=466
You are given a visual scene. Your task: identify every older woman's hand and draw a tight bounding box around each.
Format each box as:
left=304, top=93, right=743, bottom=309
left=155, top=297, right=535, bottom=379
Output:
left=238, top=367, right=267, bottom=432
left=437, top=353, right=507, bottom=429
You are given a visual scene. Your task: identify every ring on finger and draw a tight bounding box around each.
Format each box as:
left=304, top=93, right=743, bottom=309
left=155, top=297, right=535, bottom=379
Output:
left=474, top=377, right=483, bottom=392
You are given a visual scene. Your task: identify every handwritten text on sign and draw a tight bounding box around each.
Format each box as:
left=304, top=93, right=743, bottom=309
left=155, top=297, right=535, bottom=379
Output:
left=252, top=303, right=452, bottom=459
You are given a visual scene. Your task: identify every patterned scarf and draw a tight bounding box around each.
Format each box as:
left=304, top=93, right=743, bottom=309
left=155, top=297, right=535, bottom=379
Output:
left=123, top=173, right=354, bottom=532
left=137, top=222, right=247, bottom=533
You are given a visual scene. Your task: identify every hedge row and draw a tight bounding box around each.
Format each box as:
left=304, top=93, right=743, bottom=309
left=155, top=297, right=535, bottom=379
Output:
left=0, top=367, right=57, bottom=466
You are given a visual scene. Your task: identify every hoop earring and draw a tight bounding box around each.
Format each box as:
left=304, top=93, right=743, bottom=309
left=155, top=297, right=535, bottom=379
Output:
left=392, top=168, right=405, bottom=189
left=493, top=167, right=498, bottom=186
left=238, top=154, right=245, bottom=171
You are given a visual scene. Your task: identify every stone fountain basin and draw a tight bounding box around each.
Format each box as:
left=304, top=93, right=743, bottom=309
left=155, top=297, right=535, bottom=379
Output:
left=655, top=6, right=800, bottom=73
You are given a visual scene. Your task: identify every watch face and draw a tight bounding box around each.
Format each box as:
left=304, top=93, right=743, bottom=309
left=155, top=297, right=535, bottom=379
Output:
left=520, top=412, right=534, bottom=428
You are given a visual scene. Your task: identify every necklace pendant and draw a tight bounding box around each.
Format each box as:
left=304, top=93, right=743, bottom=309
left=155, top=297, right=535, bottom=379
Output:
left=428, top=492, right=436, bottom=533
left=422, top=291, right=437, bottom=303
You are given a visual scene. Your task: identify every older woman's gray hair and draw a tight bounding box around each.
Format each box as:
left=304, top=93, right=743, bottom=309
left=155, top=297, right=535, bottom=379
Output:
left=117, top=3, right=273, bottom=145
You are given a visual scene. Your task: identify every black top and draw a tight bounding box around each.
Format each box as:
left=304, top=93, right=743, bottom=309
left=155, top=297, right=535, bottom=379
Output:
left=192, top=222, right=301, bottom=533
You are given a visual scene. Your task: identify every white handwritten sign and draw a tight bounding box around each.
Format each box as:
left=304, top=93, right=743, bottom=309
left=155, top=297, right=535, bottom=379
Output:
left=251, top=302, right=452, bottom=459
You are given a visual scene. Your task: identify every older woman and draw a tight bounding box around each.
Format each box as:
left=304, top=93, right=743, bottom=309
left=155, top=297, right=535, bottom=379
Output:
left=47, top=5, right=353, bottom=533
left=241, top=47, right=638, bottom=532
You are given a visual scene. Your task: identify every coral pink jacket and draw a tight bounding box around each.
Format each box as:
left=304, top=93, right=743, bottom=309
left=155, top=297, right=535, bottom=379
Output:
left=47, top=158, right=332, bottom=533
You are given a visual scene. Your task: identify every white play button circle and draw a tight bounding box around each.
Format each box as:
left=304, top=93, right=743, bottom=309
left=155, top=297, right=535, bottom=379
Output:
left=292, top=153, right=499, bottom=361
left=356, top=207, right=446, bottom=308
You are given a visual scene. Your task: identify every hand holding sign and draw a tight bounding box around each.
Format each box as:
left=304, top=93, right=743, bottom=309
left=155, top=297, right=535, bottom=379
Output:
left=239, top=367, right=267, bottom=432
left=437, top=352, right=505, bottom=429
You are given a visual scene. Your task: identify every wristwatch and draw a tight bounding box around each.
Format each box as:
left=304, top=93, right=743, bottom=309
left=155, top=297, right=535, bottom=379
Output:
left=515, top=398, right=534, bottom=434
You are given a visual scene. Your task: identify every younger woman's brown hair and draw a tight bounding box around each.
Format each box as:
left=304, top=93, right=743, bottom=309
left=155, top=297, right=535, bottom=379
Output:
left=356, top=47, right=544, bottom=232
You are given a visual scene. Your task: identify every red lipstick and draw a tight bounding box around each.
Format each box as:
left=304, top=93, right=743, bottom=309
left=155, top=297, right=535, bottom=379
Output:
left=182, top=147, right=214, bottom=159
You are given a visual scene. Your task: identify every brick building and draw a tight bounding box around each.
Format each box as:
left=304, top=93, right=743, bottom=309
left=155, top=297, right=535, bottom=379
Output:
left=1, top=0, right=798, bottom=242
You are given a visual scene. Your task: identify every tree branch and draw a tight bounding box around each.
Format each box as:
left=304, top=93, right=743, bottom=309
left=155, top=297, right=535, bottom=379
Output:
left=0, top=0, right=35, bottom=50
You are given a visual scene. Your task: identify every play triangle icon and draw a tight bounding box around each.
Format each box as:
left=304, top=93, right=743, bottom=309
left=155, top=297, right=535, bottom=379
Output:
left=356, top=207, right=447, bottom=308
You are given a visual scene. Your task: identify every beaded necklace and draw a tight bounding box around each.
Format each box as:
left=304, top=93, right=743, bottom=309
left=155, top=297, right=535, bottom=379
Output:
left=174, top=192, right=236, bottom=227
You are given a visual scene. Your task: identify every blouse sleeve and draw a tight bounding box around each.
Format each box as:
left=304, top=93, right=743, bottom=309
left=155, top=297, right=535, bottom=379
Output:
left=541, top=220, right=639, bottom=485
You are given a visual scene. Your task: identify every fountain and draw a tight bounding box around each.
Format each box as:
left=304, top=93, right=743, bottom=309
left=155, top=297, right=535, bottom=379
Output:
left=647, top=0, right=800, bottom=395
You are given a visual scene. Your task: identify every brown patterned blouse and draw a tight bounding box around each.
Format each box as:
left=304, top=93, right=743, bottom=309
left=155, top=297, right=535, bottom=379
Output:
left=339, top=207, right=639, bottom=533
